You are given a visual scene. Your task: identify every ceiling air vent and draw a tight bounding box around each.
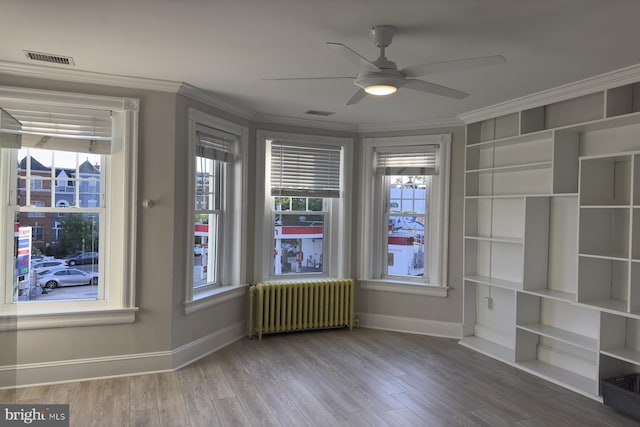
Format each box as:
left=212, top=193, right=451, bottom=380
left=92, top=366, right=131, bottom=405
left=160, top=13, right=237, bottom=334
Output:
left=23, top=50, right=75, bottom=66
left=305, top=110, right=335, bottom=117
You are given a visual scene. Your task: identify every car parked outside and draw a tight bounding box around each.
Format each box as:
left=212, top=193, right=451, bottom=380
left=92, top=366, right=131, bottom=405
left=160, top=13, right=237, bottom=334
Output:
left=32, top=260, right=67, bottom=274
left=64, top=252, right=99, bottom=266
left=37, top=268, right=99, bottom=288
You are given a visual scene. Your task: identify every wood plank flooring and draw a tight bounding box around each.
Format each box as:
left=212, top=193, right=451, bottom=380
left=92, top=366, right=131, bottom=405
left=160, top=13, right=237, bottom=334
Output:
left=1, top=328, right=637, bottom=426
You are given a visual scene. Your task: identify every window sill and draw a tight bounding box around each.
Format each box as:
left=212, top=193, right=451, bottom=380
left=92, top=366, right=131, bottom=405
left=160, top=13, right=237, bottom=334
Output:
left=360, top=279, right=449, bottom=297
left=184, top=284, right=248, bottom=315
left=0, top=306, right=138, bottom=331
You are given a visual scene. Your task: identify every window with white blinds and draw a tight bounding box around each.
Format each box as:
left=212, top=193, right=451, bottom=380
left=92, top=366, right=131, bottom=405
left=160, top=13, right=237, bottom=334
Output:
left=360, top=134, right=450, bottom=294
left=0, top=86, right=139, bottom=324
left=375, top=145, right=438, bottom=176
left=196, top=124, right=235, bottom=162
left=187, top=110, right=246, bottom=300
left=270, top=141, right=342, bottom=198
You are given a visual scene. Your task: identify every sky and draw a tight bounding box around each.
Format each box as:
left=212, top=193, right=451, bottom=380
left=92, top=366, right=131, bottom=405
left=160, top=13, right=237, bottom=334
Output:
left=19, top=147, right=101, bottom=170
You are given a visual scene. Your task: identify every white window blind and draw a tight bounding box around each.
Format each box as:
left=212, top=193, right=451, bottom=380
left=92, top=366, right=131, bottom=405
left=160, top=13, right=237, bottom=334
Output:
left=1, top=105, right=112, bottom=154
left=270, top=141, right=342, bottom=198
left=375, top=145, right=438, bottom=176
left=196, top=124, right=234, bottom=162
left=0, top=108, right=22, bottom=149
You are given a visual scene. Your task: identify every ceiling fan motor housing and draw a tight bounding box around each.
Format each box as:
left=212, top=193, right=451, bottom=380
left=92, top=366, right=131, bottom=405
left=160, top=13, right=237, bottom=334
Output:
left=370, top=25, right=396, bottom=48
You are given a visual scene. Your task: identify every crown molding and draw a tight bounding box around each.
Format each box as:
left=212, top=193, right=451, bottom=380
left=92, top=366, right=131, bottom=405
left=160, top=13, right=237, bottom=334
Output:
left=177, top=83, right=254, bottom=121
left=0, top=85, right=139, bottom=111
left=459, top=62, right=640, bottom=123
left=0, top=60, right=183, bottom=93
left=253, top=113, right=358, bottom=133
left=357, top=117, right=464, bottom=133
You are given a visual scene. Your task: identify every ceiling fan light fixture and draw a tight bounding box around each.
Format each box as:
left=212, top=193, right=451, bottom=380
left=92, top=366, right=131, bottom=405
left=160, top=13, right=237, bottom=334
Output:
left=364, top=84, right=397, bottom=96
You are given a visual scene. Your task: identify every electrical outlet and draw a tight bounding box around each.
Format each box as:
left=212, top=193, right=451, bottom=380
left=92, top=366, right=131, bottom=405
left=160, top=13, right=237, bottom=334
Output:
left=484, top=296, right=493, bottom=309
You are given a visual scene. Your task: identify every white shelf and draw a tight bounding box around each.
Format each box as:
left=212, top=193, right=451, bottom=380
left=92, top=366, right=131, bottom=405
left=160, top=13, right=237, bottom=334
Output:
left=601, top=348, right=640, bottom=366
left=466, top=130, right=553, bottom=150
left=517, top=360, right=600, bottom=399
left=464, top=235, right=523, bottom=244
left=580, top=204, right=630, bottom=209
left=463, top=275, right=521, bottom=291
left=459, top=336, right=514, bottom=362
left=465, top=193, right=577, bottom=200
left=578, top=253, right=629, bottom=262
left=559, top=110, right=640, bottom=134
left=465, top=194, right=528, bottom=200
left=466, top=161, right=552, bottom=174
left=579, top=298, right=628, bottom=313
left=521, top=288, right=576, bottom=303
left=517, top=323, right=597, bottom=352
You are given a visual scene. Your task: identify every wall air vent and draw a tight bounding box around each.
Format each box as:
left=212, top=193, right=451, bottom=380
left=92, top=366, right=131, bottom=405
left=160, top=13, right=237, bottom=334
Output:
left=305, top=110, right=335, bottom=117
left=23, top=50, right=75, bottom=66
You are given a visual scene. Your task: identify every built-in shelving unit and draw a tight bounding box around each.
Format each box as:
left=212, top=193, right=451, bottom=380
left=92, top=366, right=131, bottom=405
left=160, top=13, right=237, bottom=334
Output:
left=462, top=80, right=640, bottom=401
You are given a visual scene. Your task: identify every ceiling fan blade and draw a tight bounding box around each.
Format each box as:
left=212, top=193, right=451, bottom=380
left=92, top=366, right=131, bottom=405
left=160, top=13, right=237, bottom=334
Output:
left=262, top=77, right=355, bottom=81
left=401, top=55, right=506, bottom=78
left=403, top=79, right=469, bottom=99
left=346, top=89, right=367, bottom=105
left=326, top=42, right=380, bottom=73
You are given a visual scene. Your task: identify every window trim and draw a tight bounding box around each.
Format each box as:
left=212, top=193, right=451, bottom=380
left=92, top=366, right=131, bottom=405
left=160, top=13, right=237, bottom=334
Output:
left=184, top=108, right=247, bottom=311
left=255, top=130, right=353, bottom=282
left=0, top=86, right=139, bottom=329
left=359, top=134, right=451, bottom=296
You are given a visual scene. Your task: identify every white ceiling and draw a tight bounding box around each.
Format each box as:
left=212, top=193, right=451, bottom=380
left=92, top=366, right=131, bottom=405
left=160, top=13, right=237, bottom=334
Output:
left=2, top=0, right=640, bottom=129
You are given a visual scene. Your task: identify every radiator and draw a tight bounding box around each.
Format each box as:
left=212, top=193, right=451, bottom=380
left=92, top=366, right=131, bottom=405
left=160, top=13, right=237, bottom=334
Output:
left=248, top=279, right=354, bottom=339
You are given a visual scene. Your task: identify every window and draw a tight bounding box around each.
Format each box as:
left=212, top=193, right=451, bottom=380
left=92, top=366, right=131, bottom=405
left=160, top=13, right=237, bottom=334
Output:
left=0, top=88, right=138, bottom=329
left=360, top=134, right=450, bottom=296
left=11, top=139, right=104, bottom=304
left=273, top=196, right=326, bottom=274
left=192, top=125, right=230, bottom=288
left=31, top=226, right=44, bottom=242
left=255, top=131, right=352, bottom=281
left=30, top=176, right=43, bottom=190
left=185, top=109, right=247, bottom=312
left=27, top=201, right=45, bottom=217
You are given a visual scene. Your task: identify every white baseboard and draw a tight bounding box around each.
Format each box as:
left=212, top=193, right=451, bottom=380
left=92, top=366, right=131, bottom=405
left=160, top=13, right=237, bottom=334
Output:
left=0, top=321, right=246, bottom=389
left=172, top=321, right=246, bottom=370
left=357, top=312, right=462, bottom=338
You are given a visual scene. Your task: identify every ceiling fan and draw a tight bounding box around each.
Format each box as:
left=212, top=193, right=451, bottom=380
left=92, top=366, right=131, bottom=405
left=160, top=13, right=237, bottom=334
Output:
left=265, top=25, right=506, bottom=105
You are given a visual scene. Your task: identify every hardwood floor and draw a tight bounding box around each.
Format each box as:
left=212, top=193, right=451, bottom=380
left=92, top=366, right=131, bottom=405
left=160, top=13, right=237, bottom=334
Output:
left=1, top=328, right=637, bottom=426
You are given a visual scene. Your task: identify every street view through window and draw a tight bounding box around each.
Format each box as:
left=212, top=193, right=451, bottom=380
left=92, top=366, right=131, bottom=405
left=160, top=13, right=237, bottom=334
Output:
left=273, top=196, right=325, bottom=275
left=386, top=175, right=430, bottom=278
left=14, top=148, right=102, bottom=302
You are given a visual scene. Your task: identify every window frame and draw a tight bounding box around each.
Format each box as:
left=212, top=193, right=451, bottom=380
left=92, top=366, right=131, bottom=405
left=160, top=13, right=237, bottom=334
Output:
left=255, top=131, right=353, bottom=282
left=359, top=134, right=451, bottom=297
left=184, top=108, right=248, bottom=314
left=0, top=86, right=139, bottom=330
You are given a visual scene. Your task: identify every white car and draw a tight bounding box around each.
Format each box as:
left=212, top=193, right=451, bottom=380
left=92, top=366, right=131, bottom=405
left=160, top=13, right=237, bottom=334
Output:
left=37, top=268, right=99, bottom=289
left=32, top=260, right=66, bottom=274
